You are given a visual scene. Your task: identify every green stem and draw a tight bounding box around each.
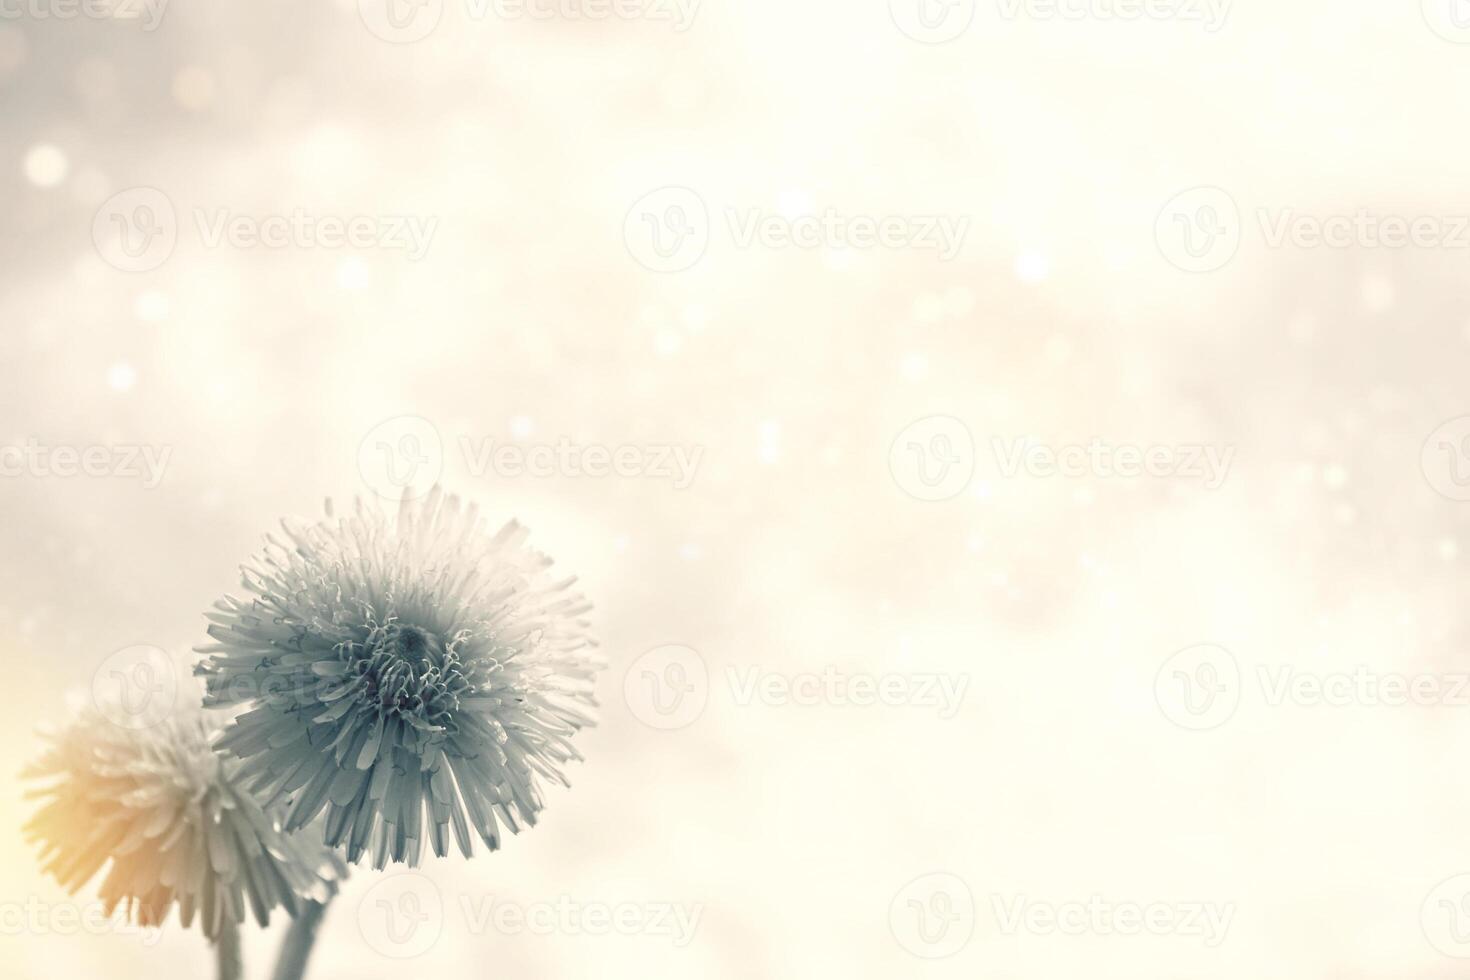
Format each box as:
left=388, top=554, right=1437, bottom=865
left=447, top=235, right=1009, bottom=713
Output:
left=216, top=917, right=243, bottom=980
left=271, top=899, right=333, bottom=980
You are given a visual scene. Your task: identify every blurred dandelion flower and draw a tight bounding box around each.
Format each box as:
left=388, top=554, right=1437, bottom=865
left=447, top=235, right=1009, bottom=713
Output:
left=196, top=488, right=603, bottom=868
left=23, top=704, right=343, bottom=940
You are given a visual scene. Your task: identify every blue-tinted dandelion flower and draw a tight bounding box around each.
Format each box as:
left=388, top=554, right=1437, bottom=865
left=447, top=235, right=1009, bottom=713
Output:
left=195, top=488, right=603, bottom=868
left=24, top=704, right=343, bottom=940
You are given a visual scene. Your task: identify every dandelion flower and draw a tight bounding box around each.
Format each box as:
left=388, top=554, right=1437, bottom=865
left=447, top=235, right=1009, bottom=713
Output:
left=24, top=703, right=343, bottom=940
left=195, top=488, right=603, bottom=868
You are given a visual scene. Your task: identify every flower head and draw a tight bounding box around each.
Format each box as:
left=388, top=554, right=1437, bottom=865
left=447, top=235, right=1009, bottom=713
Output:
left=24, top=703, right=343, bottom=940
left=195, top=488, right=603, bottom=868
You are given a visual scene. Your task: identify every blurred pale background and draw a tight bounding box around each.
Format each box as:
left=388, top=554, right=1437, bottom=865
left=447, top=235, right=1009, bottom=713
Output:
left=6, top=0, right=1470, bottom=976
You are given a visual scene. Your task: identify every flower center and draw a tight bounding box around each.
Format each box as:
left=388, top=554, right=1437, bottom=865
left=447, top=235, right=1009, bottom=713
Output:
left=391, top=624, right=437, bottom=663
left=354, top=622, right=469, bottom=725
